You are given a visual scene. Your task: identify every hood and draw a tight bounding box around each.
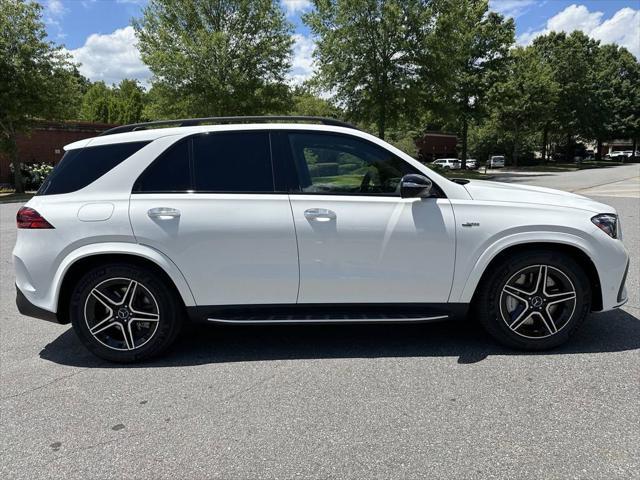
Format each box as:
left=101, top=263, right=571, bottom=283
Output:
left=463, top=180, right=614, bottom=214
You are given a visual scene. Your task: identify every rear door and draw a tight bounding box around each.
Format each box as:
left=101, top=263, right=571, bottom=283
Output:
left=129, top=131, right=299, bottom=306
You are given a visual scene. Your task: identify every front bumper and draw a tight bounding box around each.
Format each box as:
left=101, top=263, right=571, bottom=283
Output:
left=16, top=286, right=59, bottom=323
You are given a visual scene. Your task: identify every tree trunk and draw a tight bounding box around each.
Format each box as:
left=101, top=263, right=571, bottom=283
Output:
left=460, top=115, right=468, bottom=170
left=632, top=137, right=637, bottom=162
left=513, top=130, right=520, bottom=168
left=8, top=135, right=24, bottom=194
left=596, top=138, right=602, bottom=161
left=377, top=99, right=386, bottom=140
left=541, top=124, right=548, bottom=164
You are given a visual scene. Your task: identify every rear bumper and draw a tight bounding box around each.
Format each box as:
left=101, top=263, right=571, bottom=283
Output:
left=16, top=286, right=59, bottom=323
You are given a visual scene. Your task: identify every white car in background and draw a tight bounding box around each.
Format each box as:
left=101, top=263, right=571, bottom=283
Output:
left=432, top=158, right=461, bottom=170
left=464, top=158, right=478, bottom=170
left=13, top=116, right=629, bottom=363
left=489, top=155, right=506, bottom=168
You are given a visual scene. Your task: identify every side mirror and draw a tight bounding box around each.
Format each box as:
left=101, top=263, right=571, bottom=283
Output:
left=400, top=174, right=432, bottom=198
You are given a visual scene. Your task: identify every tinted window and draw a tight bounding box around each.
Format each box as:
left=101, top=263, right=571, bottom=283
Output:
left=192, top=132, right=273, bottom=192
left=133, top=139, right=190, bottom=192
left=288, top=133, right=419, bottom=195
left=38, top=141, right=149, bottom=195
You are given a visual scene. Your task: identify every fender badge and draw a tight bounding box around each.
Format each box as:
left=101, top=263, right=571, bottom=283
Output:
left=462, top=222, right=480, bottom=227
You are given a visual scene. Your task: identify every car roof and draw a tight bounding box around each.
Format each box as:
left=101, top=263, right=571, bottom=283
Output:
left=65, top=123, right=366, bottom=151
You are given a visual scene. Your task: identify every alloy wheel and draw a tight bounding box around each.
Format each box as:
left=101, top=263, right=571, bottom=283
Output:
left=84, top=277, right=160, bottom=351
left=499, top=265, right=577, bottom=339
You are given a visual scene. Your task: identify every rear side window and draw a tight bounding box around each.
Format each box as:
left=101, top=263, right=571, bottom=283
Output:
left=38, top=141, right=149, bottom=195
left=133, top=139, right=190, bottom=193
left=133, top=132, right=274, bottom=193
left=193, top=132, right=273, bottom=192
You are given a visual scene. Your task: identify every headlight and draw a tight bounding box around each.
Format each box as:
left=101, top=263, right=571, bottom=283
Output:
left=591, top=214, right=618, bottom=239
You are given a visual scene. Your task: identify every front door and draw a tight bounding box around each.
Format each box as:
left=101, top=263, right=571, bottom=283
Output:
left=284, top=131, right=456, bottom=304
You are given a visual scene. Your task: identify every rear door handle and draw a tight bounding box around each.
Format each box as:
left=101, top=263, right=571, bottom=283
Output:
left=147, top=207, right=181, bottom=219
left=304, top=208, right=336, bottom=221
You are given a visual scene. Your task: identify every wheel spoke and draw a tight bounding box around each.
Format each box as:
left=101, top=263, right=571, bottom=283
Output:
left=130, top=311, right=159, bottom=321
left=509, top=308, right=533, bottom=331
left=90, top=289, right=118, bottom=310
left=91, top=320, right=119, bottom=336
left=534, top=265, right=548, bottom=294
left=121, top=280, right=138, bottom=307
left=546, top=291, right=576, bottom=305
left=503, top=285, right=529, bottom=302
left=536, top=310, right=558, bottom=334
left=114, top=323, right=134, bottom=350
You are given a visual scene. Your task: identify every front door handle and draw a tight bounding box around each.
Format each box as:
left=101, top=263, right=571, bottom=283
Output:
left=304, top=208, right=336, bottom=221
left=147, top=207, right=181, bottom=219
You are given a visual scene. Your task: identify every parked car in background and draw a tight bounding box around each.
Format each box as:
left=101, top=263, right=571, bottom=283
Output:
left=464, top=158, right=478, bottom=170
left=606, top=151, right=629, bottom=160
left=432, top=158, right=461, bottom=170
left=488, top=155, right=506, bottom=168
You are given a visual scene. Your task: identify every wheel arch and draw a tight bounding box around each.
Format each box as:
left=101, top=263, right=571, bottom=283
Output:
left=55, top=246, right=196, bottom=324
left=468, top=242, right=602, bottom=311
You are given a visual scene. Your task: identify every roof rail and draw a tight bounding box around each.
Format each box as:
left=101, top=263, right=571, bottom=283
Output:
left=98, top=116, right=358, bottom=136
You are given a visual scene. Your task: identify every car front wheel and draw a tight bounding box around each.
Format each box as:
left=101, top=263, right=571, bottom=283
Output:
left=70, top=263, right=183, bottom=363
left=475, top=251, right=591, bottom=350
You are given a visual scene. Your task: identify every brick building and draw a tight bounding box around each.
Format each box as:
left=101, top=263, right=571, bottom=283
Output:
left=415, top=132, right=458, bottom=161
left=0, top=121, right=116, bottom=184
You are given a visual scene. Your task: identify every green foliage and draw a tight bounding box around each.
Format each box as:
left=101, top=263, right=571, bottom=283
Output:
left=80, top=79, right=146, bottom=124
left=487, top=46, right=558, bottom=165
left=0, top=0, right=80, bottom=192
left=9, top=162, right=53, bottom=190
left=134, top=0, right=293, bottom=118
left=305, top=0, right=428, bottom=139
left=290, top=86, right=340, bottom=118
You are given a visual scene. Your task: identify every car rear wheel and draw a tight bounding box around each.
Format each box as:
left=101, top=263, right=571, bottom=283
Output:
left=475, top=250, right=591, bottom=350
left=70, top=263, right=183, bottom=363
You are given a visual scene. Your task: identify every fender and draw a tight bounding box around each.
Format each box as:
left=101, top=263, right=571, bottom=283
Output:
left=50, top=242, right=197, bottom=311
left=452, top=230, right=598, bottom=304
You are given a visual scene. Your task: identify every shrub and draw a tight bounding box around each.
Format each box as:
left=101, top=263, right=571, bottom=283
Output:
left=9, top=162, right=54, bottom=190
left=338, top=163, right=361, bottom=175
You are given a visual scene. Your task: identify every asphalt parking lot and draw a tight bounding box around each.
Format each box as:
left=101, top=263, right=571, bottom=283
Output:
left=1, top=165, right=638, bottom=479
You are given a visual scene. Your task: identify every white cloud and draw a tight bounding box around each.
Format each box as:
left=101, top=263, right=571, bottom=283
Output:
left=42, top=0, right=66, bottom=39
left=67, top=26, right=151, bottom=86
left=518, top=4, right=640, bottom=58
left=287, top=33, right=316, bottom=85
left=490, top=0, right=540, bottom=19
left=281, top=0, right=312, bottom=16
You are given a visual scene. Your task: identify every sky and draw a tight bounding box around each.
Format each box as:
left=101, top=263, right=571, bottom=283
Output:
left=38, top=0, right=640, bottom=87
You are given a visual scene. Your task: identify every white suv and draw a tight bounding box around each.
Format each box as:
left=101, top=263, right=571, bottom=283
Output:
left=432, top=158, right=461, bottom=170
left=13, top=117, right=629, bottom=362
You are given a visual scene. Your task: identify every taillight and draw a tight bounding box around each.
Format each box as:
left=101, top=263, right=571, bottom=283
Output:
left=16, top=207, right=54, bottom=229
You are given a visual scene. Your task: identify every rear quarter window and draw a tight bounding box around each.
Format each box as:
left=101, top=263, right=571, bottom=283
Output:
left=38, top=141, right=150, bottom=196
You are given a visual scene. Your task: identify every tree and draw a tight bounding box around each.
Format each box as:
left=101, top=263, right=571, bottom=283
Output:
left=594, top=44, right=640, bottom=159
left=488, top=47, right=557, bottom=166
left=110, top=79, right=146, bottom=124
left=80, top=82, right=112, bottom=123
left=289, top=85, right=340, bottom=117
left=420, top=0, right=514, bottom=168
left=134, top=0, right=293, bottom=118
left=0, top=0, right=79, bottom=192
left=305, top=0, right=428, bottom=139
left=531, top=32, right=601, bottom=160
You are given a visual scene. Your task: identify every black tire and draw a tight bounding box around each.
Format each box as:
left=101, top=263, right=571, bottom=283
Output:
left=70, top=263, right=183, bottom=363
left=474, top=250, right=591, bottom=350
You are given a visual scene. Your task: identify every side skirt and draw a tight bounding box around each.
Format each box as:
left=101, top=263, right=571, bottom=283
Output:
left=186, top=303, right=469, bottom=325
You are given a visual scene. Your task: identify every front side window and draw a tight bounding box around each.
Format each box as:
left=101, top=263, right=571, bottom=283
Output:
left=288, top=133, right=419, bottom=195
left=39, top=141, right=149, bottom=195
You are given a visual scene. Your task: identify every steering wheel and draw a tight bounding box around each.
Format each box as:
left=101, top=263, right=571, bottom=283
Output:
left=359, top=171, right=372, bottom=193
